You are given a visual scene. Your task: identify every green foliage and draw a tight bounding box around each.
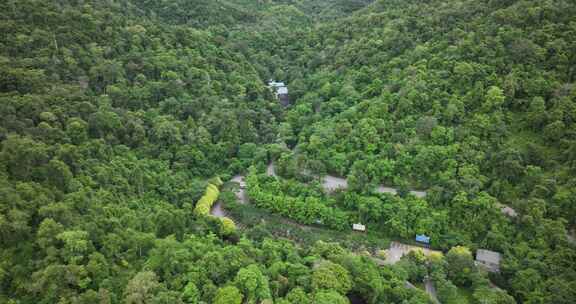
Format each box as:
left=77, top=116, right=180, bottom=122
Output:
left=313, top=290, right=350, bottom=304
left=234, top=264, right=272, bottom=304
left=445, top=246, right=476, bottom=287
left=220, top=217, right=237, bottom=236
left=246, top=171, right=350, bottom=230
left=194, top=182, right=220, bottom=217
left=311, top=261, right=352, bottom=295
left=193, top=180, right=238, bottom=236
left=311, top=241, right=346, bottom=259
left=397, top=250, right=428, bottom=283
left=284, top=287, right=310, bottom=303
left=0, top=0, right=575, bottom=303
left=214, top=286, right=243, bottom=304
left=473, top=287, right=516, bottom=304
left=182, top=282, right=200, bottom=303
left=124, top=271, right=163, bottom=304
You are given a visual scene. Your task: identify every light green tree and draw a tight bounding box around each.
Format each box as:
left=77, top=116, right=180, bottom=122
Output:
left=214, top=286, right=243, bottom=304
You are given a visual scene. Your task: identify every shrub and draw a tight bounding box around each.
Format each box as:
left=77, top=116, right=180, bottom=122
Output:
left=220, top=217, right=236, bottom=235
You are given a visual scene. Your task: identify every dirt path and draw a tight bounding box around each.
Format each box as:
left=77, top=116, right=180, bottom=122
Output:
left=376, top=185, right=427, bottom=198
left=266, top=162, right=277, bottom=177
left=210, top=202, right=226, bottom=218
left=231, top=174, right=248, bottom=204
left=322, top=175, right=348, bottom=191
left=567, top=229, right=576, bottom=245
left=425, top=278, right=440, bottom=304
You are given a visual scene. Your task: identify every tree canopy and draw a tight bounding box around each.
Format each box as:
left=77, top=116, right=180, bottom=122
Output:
left=1, top=0, right=575, bottom=303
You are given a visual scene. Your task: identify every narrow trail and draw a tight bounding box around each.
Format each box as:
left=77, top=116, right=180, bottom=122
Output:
left=425, top=278, right=440, bottom=304
left=567, top=229, right=576, bottom=245
left=211, top=202, right=226, bottom=218
left=266, top=162, right=277, bottom=177
left=231, top=174, right=248, bottom=204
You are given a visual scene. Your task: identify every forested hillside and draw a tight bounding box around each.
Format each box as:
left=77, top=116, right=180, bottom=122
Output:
left=234, top=0, right=576, bottom=302
left=0, top=0, right=575, bottom=304
left=254, top=0, right=576, bottom=302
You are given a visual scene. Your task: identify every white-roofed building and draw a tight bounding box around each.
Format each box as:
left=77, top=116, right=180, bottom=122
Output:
left=476, top=249, right=502, bottom=272
left=268, top=80, right=290, bottom=106
left=352, top=223, right=366, bottom=232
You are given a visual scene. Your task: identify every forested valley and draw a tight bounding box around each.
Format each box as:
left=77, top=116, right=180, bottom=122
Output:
left=0, top=1, right=575, bottom=303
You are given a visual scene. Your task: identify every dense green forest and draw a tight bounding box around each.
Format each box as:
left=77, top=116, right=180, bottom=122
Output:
left=1, top=0, right=575, bottom=303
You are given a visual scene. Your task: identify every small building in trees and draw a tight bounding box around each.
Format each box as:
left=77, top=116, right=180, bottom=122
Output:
left=475, top=249, right=501, bottom=273
left=499, top=204, right=518, bottom=217
left=268, top=80, right=290, bottom=106
left=352, top=223, right=366, bottom=232
left=415, top=234, right=430, bottom=245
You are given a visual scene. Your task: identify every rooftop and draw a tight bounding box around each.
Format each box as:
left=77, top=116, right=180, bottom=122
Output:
left=352, top=223, right=366, bottom=231
left=268, top=81, right=286, bottom=87
left=476, top=249, right=501, bottom=265
left=500, top=204, right=518, bottom=217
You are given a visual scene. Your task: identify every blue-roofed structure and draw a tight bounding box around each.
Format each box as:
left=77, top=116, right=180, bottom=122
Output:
left=416, top=234, right=430, bottom=244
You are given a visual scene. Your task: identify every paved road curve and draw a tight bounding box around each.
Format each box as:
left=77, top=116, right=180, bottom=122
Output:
left=266, top=157, right=518, bottom=217
left=322, top=175, right=348, bottom=191
left=267, top=161, right=427, bottom=197
left=321, top=172, right=427, bottom=198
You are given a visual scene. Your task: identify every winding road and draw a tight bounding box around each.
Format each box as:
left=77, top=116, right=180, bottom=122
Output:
left=323, top=174, right=428, bottom=198
left=221, top=161, right=513, bottom=227
left=221, top=165, right=440, bottom=302
left=209, top=175, right=247, bottom=223
left=269, top=162, right=428, bottom=198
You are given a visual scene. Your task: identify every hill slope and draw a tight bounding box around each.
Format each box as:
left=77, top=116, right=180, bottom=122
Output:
left=236, top=0, right=576, bottom=302
left=0, top=1, right=575, bottom=304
